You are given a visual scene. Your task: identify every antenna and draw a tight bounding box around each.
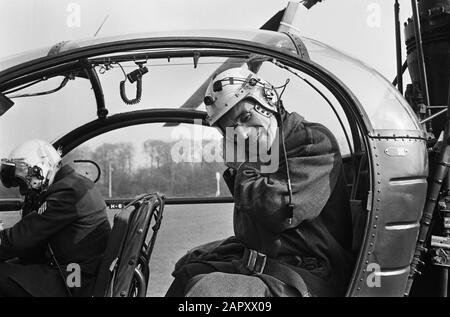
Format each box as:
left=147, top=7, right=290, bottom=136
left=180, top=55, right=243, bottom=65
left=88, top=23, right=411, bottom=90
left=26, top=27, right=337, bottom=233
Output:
left=94, top=14, right=109, bottom=37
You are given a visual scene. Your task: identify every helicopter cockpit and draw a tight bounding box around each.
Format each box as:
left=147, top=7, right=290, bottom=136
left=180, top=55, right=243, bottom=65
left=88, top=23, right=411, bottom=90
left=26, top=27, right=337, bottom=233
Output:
left=0, top=29, right=428, bottom=297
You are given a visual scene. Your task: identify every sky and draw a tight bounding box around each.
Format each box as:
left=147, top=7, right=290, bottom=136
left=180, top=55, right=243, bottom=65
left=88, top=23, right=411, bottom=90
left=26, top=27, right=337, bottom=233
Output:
left=0, top=0, right=414, bottom=159
left=0, top=0, right=413, bottom=78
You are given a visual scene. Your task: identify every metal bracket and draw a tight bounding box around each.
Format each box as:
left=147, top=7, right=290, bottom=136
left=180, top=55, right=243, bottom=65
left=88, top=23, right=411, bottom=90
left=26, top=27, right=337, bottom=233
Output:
left=431, top=246, right=450, bottom=268
left=193, top=52, right=200, bottom=69
left=79, top=58, right=108, bottom=119
left=431, top=235, right=450, bottom=249
left=431, top=235, right=450, bottom=267
left=282, top=32, right=311, bottom=63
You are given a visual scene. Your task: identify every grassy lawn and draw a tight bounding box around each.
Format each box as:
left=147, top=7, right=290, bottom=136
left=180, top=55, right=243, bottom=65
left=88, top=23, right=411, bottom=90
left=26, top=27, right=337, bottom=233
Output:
left=0, top=203, right=234, bottom=297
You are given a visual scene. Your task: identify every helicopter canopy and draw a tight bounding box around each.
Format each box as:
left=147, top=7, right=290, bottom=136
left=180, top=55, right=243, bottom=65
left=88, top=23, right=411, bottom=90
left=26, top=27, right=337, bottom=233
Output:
left=302, top=37, right=422, bottom=135
left=0, top=29, right=424, bottom=141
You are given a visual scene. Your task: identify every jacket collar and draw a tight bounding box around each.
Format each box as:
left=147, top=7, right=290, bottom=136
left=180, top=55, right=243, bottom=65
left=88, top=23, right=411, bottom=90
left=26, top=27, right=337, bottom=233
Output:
left=277, top=110, right=304, bottom=160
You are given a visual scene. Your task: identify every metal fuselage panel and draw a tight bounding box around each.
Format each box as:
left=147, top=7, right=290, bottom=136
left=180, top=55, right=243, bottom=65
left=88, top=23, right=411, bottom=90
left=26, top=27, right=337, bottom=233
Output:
left=351, top=136, right=428, bottom=296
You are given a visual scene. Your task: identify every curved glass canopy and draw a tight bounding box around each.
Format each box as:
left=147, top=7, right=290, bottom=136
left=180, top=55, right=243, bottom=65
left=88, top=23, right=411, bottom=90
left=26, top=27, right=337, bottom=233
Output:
left=299, top=37, right=423, bottom=136
left=0, top=29, right=297, bottom=73
left=0, top=29, right=424, bottom=138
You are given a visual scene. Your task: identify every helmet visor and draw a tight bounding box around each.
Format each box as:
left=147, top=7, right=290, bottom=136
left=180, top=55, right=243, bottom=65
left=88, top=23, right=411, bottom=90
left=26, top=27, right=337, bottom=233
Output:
left=0, top=159, right=30, bottom=188
left=1, top=159, right=18, bottom=188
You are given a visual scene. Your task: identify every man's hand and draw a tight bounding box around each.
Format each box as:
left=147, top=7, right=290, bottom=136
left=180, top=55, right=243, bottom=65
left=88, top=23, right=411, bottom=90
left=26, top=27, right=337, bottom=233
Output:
left=22, top=190, right=41, bottom=217
left=222, top=134, right=261, bottom=170
left=222, top=137, right=245, bottom=170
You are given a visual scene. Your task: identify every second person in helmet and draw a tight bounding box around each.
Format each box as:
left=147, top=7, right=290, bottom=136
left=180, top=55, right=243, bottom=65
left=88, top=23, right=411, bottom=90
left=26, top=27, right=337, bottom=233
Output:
left=166, top=66, right=355, bottom=297
left=0, top=139, right=111, bottom=297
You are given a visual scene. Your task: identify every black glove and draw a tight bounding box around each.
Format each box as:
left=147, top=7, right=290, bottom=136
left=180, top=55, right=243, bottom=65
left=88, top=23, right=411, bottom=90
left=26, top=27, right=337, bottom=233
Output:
left=22, top=189, right=41, bottom=217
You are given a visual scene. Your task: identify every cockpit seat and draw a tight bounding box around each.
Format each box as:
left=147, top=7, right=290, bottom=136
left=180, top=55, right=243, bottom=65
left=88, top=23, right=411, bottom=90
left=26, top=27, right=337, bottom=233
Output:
left=92, top=194, right=165, bottom=297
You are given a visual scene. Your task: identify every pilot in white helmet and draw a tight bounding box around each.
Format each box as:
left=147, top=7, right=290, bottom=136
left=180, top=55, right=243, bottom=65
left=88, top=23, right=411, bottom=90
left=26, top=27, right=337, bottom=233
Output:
left=0, top=139, right=111, bottom=297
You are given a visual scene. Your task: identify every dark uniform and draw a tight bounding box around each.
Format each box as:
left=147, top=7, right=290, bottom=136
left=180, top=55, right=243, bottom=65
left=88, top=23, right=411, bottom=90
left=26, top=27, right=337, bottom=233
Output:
left=166, top=111, right=355, bottom=297
left=0, top=164, right=111, bottom=297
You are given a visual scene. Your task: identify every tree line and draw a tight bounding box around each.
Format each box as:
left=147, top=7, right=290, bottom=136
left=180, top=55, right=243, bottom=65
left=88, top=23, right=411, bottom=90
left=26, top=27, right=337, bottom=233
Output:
left=0, top=139, right=230, bottom=199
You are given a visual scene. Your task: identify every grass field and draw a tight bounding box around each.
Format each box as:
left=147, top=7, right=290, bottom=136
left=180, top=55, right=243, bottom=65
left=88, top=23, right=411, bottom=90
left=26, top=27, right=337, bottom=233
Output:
left=0, top=203, right=234, bottom=297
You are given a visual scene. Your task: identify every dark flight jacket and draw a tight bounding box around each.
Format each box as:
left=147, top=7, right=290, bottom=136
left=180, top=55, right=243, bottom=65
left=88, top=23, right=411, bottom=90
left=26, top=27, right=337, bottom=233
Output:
left=169, top=111, right=355, bottom=297
left=227, top=111, right=355, bottom=296
left=0, top=165, right=111, bottom=296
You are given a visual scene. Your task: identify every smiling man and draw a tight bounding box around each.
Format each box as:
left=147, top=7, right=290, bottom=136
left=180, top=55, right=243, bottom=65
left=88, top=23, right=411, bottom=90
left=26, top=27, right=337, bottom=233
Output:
left=166, top=66, right=355, bottom=297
